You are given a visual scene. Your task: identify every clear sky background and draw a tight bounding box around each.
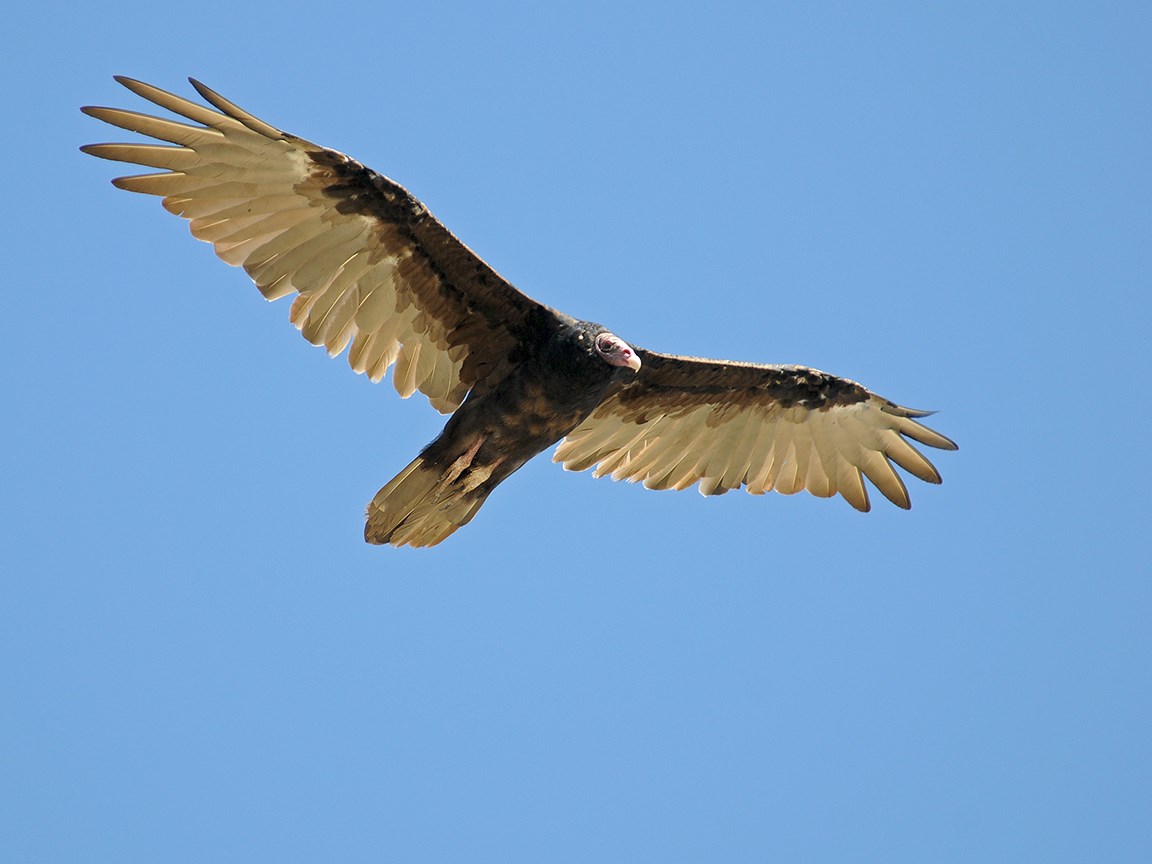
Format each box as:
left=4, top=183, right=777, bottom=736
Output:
left=4, top=1, right=1150, bottom=861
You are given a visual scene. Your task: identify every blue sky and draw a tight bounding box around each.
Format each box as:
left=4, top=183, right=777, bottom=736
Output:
left=4, top=1, right=1150, bottom=861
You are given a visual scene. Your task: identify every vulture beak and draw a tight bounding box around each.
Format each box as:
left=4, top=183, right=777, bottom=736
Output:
left=623, top=349, right=642, bottom=372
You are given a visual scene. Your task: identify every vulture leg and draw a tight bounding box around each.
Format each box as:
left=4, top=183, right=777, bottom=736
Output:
left=442, top=435, right=486, bottom=486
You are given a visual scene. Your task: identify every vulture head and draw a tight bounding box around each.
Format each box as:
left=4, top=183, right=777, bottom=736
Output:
left=594, top=331, right=642, bottom=372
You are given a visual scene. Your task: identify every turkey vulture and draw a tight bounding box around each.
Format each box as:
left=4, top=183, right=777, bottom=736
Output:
left=82, top=77, right=957, bottom=548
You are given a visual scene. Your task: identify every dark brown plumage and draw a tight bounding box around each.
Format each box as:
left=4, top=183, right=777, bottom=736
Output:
left=82, top=76, right=957, bottom=547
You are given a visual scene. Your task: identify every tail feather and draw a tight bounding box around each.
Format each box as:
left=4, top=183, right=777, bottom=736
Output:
left=364, top=456, right=488, bottom=548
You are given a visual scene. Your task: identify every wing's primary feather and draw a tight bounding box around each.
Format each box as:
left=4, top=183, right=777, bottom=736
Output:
left=82, top=76, right=557, bottom=413
left=555, top=350, right=958, bottom=510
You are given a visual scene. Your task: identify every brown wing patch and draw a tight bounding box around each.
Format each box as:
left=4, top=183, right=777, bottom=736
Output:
left=82, top=77, right=553, bottom=413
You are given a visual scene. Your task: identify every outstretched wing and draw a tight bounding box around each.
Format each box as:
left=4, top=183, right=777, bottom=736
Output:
left=82, top=77, right=557, bottom=413
left=555, top=350, right=957, bottom=510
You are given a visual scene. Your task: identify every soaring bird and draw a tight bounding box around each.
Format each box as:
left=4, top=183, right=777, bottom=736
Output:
left=82, top=77, right=957, bottom=548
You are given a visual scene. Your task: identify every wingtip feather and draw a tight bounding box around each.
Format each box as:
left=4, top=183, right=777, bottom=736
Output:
left=187, top=77, right=284, bottom=139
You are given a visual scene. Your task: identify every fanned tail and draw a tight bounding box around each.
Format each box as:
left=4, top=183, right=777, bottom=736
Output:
left=364, top=456, right=489, bottom=548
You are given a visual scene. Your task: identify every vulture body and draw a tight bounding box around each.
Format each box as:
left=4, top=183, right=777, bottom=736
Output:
left=367, top=315, right=640, bottom=546
left=82, top=77, right=958, bottom=548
